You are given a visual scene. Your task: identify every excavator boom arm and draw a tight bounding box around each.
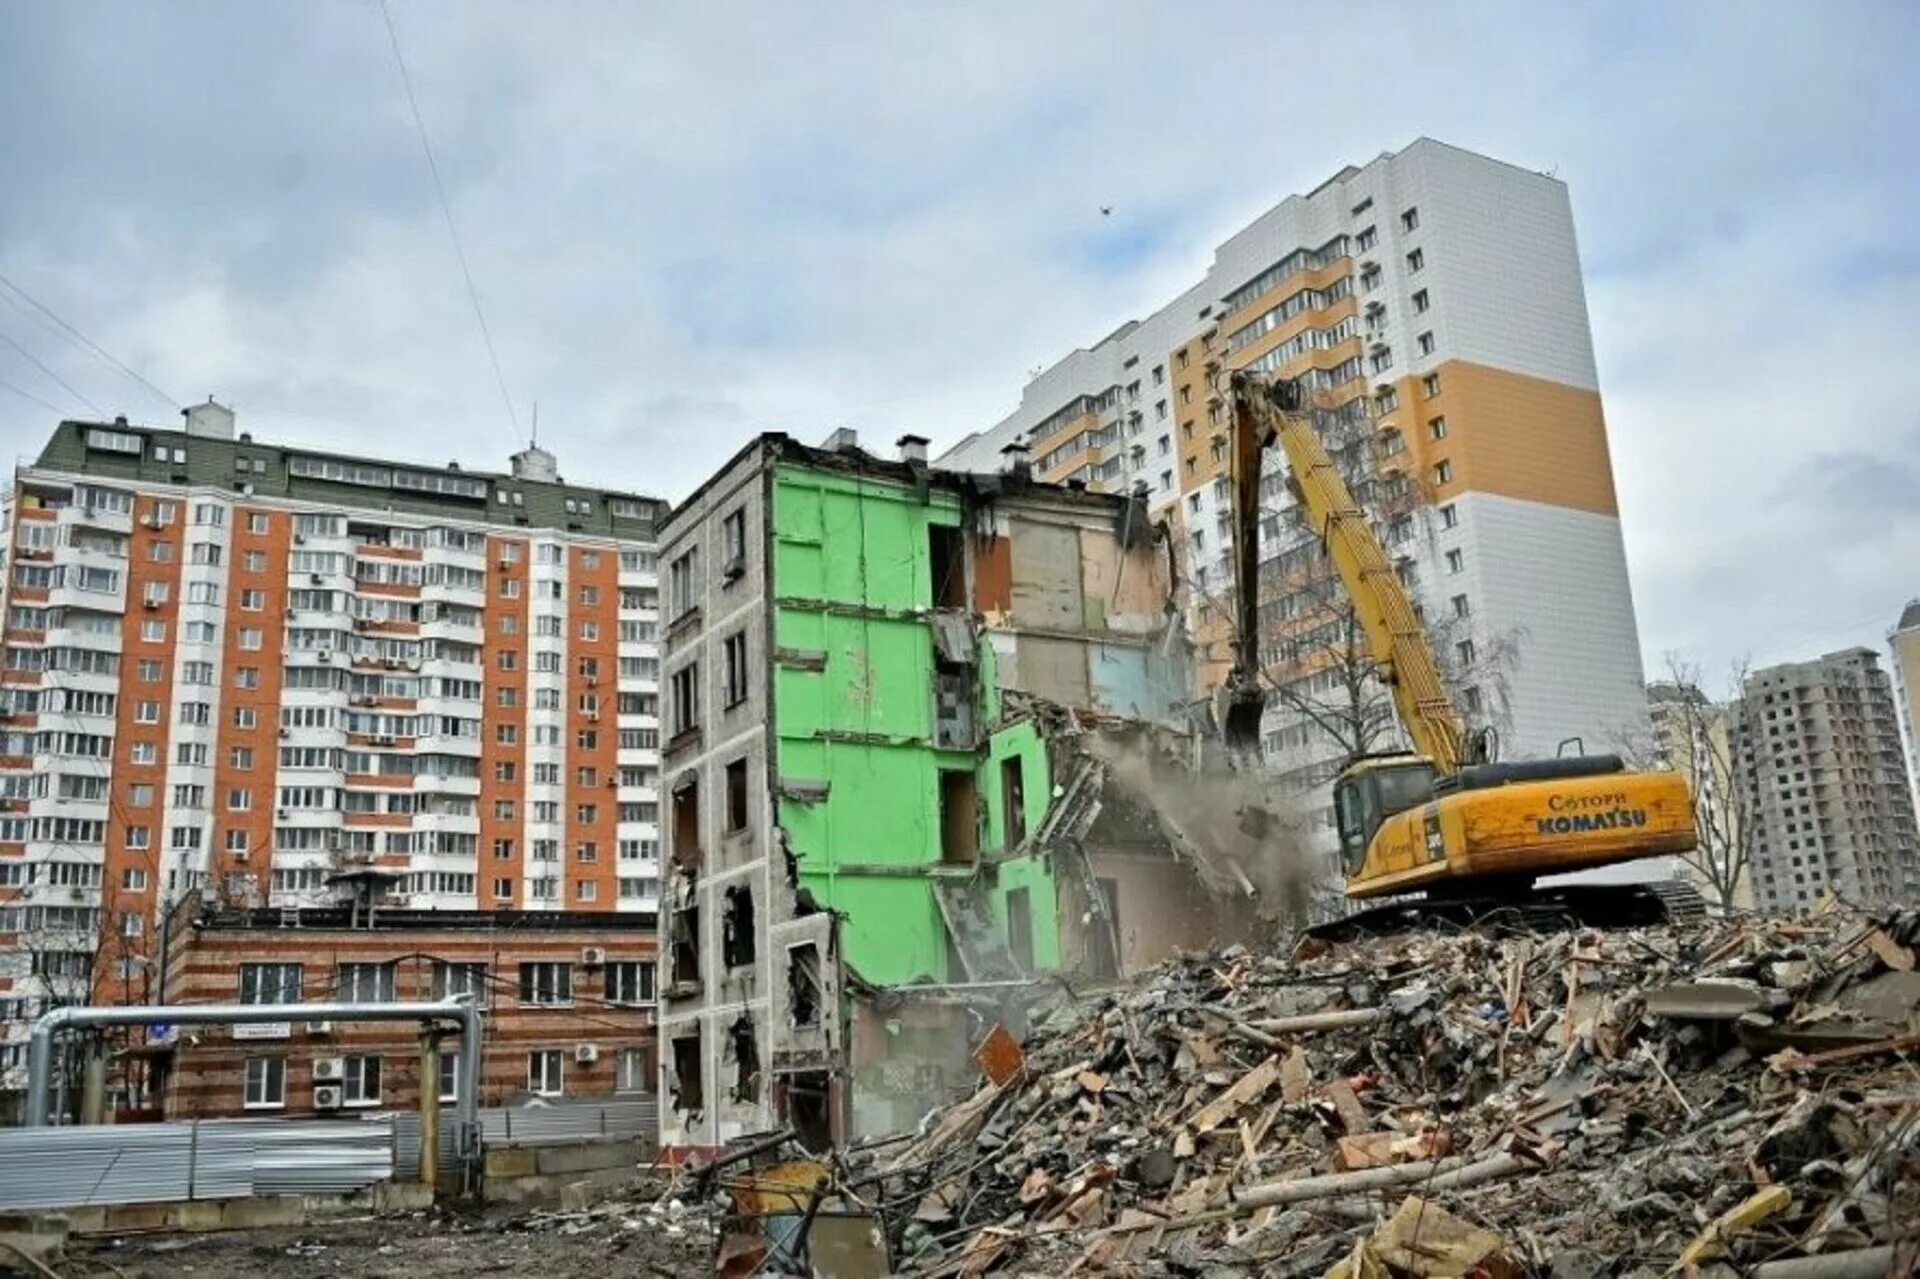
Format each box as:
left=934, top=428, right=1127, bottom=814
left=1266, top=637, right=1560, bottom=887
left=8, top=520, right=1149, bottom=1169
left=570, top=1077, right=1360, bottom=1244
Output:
left=1229, top=373, right=1469, bottom=774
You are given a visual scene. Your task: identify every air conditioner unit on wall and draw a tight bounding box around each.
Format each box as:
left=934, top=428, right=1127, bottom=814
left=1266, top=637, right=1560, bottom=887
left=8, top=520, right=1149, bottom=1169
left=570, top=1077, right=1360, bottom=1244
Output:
left=306, top=1020, right=334, bottom=1036
left=574, top=1044, right=599, bottom=1064
left=313, top=1084, right=343, bottom=1109
left=581, top=946, right=607, bottom=967
left=312, top=1056, right=345, bottom=1082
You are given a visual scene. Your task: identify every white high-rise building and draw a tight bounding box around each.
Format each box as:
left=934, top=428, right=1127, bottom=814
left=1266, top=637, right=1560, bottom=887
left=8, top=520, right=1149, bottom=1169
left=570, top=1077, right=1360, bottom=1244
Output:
left=944, top=138, right=1651, bottom=844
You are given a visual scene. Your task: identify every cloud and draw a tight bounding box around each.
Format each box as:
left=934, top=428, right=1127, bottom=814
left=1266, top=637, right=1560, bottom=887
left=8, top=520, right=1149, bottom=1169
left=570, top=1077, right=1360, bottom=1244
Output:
left=1, top=0, right=1916, bottom=680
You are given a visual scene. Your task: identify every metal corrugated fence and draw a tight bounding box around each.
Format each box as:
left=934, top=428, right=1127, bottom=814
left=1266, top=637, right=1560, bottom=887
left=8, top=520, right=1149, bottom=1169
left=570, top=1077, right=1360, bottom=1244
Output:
left=0, top=1118, right=390, bottom=1211
left=0, top=1098, right=657, bottom=1212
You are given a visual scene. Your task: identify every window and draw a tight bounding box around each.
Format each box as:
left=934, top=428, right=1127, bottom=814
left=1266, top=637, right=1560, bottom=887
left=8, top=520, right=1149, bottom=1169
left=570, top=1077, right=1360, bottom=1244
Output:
left=432, top=962, right=486, bottom=1001
left=1412, top=289, right=1430, bottom=314
left=1422, top=372, right=1441, bottom=397
left=123, top=868, right=148, bottom=891
left=142, top=581, right=169, bottom=607
left=233, top=706, right=257, bottom=729
left=1401, top=206, right=1420, bottom=232
left=243, top=1057, right=286, bottom=1109
left=1356, top=225, right=1377, bottom=251
left=1451, top=594, right=1471, bottom=619
left=129, top=783, right=154, bottom=807
left=721, top=508, right=746, bottom=574
left=579, top=584, right=599, bottom=606
left=1406, top=248, right=1425, bottom=273
left=1428, top=416, right=1448, bottom=441
left=607, top=960, right=655, bottom=1004
left=343, top=1056, right=382, bottom=1106
left=338, top=962, right=395, bottom=1004
left=1434, top=459, right=1453, bottom=485
left=671, top=663, right=700, bottom=736
left=1446, top=549, right=1465, bottom=575
left=1456, top=639, right=1476, bottom=665
left=134, top=699, right=160, bottom=724
left=227, top=788, right=251, bottom=811
left=438, top=1051, right=461, bottom=1103
left=1417, top=331, right=1435, bottom=357
left=519, top=961, right=572, bottom=1005
left=528, top=1050, right=564, bottom=1097
left=668, top=548, right=699, bottom=618
left=1440, top=503, right=1458, bottom=530
left=722, top=632, right=748, bottom=708
left=617, top=1047, right=649, bottom=1093
left=240, top=962, right=302, bottom=1004
left=725, top=758, right=749, bottom=832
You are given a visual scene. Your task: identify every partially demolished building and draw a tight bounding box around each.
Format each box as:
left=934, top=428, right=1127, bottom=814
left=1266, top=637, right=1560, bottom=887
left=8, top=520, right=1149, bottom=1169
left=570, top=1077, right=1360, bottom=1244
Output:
left=654, top=433, right=1282, bottom=1154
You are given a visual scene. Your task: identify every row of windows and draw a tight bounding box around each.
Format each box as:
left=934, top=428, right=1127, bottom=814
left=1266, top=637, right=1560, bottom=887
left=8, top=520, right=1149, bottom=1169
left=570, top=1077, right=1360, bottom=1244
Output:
left=238, top=1046, right=649, bottom=1108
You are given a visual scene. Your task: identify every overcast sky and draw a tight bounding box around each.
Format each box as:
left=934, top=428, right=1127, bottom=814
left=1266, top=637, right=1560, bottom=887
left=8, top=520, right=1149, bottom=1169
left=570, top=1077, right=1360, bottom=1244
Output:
left=1, top=2, right=1914, bottom=689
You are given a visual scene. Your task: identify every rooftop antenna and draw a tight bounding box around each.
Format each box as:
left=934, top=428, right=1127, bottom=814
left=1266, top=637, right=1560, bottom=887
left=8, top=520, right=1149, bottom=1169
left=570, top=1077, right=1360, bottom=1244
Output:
left=530, top=400, right=539, bottom=447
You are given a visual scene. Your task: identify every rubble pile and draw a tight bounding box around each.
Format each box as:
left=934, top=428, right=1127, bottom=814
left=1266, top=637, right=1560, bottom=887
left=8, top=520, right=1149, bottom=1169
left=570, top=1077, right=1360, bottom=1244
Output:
left=860, top=908, right=1920, bottom=1276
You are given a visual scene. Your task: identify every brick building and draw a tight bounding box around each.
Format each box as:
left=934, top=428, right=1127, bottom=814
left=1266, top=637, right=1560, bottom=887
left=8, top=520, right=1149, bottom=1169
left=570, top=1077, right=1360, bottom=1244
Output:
left=151, top=884, right=657, bottom=1119
left=0, top=402, right=668, bottom=1098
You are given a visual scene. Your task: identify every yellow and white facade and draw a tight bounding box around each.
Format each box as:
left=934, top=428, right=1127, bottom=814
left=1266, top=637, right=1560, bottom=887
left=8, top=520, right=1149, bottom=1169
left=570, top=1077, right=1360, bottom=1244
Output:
left=942, top=139, right=1653, bottom=838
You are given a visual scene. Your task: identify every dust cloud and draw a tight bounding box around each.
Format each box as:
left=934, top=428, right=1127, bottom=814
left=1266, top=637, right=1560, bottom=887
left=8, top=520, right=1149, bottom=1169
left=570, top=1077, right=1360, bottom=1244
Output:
left=1081, top=730, right=1324, bottom=923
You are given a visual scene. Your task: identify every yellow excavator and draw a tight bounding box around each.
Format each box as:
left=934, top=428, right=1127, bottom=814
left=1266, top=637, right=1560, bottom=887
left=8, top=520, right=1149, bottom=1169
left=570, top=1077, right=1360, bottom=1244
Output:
left=1222, top=372, right=1699, bottom=931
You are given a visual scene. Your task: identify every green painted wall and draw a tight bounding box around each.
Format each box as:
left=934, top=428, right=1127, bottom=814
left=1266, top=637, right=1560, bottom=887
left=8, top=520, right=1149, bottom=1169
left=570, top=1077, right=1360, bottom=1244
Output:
left=981, top=721, right=1062, bottom=971
left=767, top=459, right=1069, bottom=987
left=770, top=464, right=967, bottom=986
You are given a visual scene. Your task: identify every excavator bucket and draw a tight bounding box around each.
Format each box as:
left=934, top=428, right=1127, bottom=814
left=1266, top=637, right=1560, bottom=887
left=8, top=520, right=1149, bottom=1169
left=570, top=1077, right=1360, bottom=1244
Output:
left=1223, top=681, right=1266, bottom=755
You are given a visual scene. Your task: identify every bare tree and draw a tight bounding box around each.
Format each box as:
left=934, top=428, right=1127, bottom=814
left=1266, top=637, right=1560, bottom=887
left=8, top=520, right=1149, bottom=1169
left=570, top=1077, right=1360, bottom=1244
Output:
left=1638, top=655, right=1755, bottom=914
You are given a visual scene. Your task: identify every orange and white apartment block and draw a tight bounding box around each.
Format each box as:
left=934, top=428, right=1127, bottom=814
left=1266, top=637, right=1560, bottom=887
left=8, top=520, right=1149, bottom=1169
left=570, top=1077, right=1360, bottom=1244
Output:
left=942, top=139, right=1653, bottom=842
left=0, top=401, right=667, bottom=1095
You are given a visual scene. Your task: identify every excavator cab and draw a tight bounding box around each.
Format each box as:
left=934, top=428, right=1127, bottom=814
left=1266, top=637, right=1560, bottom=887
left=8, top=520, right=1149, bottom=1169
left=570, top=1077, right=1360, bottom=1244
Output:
left=1332, top=756, right=1438, bottom=875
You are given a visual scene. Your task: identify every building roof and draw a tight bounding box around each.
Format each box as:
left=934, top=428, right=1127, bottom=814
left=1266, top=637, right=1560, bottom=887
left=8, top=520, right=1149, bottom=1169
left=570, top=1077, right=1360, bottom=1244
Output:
left=33, top=417, right=668, bottom=540
left=1897, top=600, right=1920, bottom=633
left=664, top=429, right=1152, bottom=539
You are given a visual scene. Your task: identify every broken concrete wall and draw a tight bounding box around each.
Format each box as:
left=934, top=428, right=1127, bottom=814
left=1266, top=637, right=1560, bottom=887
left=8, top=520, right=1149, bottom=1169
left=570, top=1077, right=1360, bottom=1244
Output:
left=656, top=439, right=800, bottom=1154
left=1060, top=848, right=1258, bottom=977
left=846, top=999, right=980, bottom=1142
left=973, top=492, right=1191, bottom=726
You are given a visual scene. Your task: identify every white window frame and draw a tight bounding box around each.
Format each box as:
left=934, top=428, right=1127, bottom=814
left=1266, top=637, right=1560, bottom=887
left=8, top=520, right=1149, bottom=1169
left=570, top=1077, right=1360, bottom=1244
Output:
left=243, top=1056, right=286, bottom=1110
left=343, top=1055, right=382, bottom=1107
left=528, top=1049, right=564, bottom=1097
left=616, top=1047, right=649, bottom=1094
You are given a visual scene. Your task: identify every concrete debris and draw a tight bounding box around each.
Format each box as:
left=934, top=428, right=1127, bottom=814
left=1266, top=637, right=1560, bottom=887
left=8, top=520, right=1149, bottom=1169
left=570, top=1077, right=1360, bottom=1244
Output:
left=819, top=905, right=1920, bottom=1275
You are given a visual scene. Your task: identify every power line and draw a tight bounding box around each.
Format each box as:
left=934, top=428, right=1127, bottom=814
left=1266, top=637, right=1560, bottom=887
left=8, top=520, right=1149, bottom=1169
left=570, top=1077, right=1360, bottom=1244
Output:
left=0, top=270, right=178, bottom=413
left=0, top=376, right=63, bottom=415
left=0, top=329, right=102, bottom=415
left=376, top=0, right=521, bottom=440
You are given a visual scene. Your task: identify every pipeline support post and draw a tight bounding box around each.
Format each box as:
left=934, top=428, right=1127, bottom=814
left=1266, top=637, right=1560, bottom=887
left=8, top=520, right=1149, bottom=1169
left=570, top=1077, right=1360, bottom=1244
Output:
left=419, top=1029, right=441, bottom=1193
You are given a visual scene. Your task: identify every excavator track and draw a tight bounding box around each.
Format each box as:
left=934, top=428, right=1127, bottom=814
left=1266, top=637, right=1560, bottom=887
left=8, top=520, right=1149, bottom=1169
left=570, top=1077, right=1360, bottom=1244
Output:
left=1303, top=879, right=1709, bottom=943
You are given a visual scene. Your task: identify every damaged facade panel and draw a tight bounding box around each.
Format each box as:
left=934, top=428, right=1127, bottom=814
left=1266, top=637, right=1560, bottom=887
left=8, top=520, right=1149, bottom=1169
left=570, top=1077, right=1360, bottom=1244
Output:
left=658, top=432, right=1265, bottom=1155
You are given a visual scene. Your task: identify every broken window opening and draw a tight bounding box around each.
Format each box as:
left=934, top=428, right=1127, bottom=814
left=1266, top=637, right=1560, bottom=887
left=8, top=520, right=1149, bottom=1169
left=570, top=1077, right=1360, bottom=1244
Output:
left=780, top=1070, right=833, bottom=1153
left=670, top=1033, right=703, bottom=1113
left=722, top=885, right=757, bottom=968
left=1089, top=877, right=1121, bottom=979
left=728, top=1015, right=761, bottom=1104
left=788, top=942, right=820, bottom=1027
left=938, top=770, right=979, bottom=865
left=671, top=777, right=702, bottom=869
left=1001, top=756, right=1026, bottom=849
left=928, top=523, right=965, bottom=609
left=1006, top=886, right=1035, bottom=972
left=725, top=758, right=749, bottom=833
left=670, top=905, right=701, bottom=990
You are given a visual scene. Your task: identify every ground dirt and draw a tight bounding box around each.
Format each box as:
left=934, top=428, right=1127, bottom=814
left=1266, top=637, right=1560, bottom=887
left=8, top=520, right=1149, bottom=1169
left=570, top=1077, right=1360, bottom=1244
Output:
left=57, top=1202, right=716, bottom=1278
